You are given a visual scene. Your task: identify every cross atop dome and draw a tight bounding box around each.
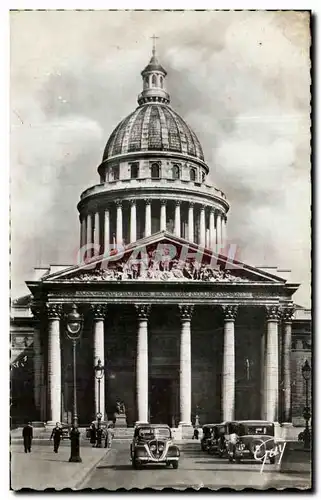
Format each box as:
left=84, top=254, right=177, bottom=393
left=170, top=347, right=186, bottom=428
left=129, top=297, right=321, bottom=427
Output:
left=138, top=38, right=170, bottom=105
left=151, top=34, right=159, bottom=57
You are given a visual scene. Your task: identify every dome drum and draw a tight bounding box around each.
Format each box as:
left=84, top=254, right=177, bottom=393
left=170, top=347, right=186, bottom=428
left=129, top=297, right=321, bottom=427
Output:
left=98, top=156, right=209, bottom=186
left=78, top=195, right=228, bottom=257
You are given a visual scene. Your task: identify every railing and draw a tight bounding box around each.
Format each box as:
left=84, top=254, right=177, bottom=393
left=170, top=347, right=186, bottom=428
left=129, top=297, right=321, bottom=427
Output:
left=80, top=177, right=227, bottom=201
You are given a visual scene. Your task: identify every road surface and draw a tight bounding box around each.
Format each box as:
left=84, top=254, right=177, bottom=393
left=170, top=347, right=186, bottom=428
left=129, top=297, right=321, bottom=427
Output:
left=82, top=441, right=311, bottom=490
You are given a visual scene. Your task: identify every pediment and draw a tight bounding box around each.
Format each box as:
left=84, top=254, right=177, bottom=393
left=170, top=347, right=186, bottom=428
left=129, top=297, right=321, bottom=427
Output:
left=42, top=231, right=287, bottom=285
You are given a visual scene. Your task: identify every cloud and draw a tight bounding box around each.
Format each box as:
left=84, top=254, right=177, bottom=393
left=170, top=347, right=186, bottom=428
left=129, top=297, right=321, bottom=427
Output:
left=10, top=10, right=311, bottom=306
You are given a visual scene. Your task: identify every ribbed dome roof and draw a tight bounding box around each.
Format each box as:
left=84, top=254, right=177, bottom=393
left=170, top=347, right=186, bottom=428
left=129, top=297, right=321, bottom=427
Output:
left=103, top=104, right=204, bottom=162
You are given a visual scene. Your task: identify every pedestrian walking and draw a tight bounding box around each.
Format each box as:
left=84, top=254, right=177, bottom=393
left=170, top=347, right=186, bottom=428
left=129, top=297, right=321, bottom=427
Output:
left=22, top=422, right=33, bottom=453
left=89, top=422, right=97, bottom=447
left=50, top=422, right=63, bottom=453
left=104, top=424, right=114, bottom=448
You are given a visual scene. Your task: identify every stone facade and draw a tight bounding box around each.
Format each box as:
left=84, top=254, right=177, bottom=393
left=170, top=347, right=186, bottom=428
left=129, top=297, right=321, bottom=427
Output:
left=10, top=45, right=311, bottom=430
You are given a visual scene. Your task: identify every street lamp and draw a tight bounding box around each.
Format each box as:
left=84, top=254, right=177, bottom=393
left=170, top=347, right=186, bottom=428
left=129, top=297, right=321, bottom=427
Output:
left=94, top=358, right=105, bottom=448
left=66, top=304, right=83, bottom=462
left=301, top=359, right=311, bottom=450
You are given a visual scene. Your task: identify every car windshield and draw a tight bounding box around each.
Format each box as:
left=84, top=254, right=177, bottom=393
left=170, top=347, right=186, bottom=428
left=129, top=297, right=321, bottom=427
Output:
left=138, top=427, right=171, bottom=439
left=239, top=425, right=274, bottom=436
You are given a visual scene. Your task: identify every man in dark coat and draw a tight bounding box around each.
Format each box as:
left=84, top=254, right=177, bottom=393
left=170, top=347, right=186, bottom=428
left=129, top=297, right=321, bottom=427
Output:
left=22, top=422, right=33, bottom=453
left=89, top=422, right=97, bottom=447
left=50, top=422, right=63, bottom=453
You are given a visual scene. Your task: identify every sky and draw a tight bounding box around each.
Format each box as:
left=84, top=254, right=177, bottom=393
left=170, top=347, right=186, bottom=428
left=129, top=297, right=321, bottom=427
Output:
left=10, top=10, right=311, bottom=306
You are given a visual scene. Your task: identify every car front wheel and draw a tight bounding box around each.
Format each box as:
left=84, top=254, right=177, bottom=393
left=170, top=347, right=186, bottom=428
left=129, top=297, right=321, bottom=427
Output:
left=172, top=461, right=179, bottom=469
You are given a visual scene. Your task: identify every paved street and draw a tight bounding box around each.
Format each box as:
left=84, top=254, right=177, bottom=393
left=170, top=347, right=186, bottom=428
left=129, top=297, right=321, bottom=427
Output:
left=82, top=442, right=311, bottom=490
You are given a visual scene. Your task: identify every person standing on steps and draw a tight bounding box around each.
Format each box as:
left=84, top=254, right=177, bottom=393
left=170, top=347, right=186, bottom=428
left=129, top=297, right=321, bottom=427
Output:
left=50, top=422, right=63, bottom=453
left=22, top=422, right=33, bottom=453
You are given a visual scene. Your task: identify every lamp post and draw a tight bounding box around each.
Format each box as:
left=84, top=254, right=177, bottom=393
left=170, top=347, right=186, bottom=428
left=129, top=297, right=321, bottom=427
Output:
left=94, top=358, right=105, bottom=448
left=66, top=304, right=83, bottom=463
left=301, top=359, right=311, bottom=450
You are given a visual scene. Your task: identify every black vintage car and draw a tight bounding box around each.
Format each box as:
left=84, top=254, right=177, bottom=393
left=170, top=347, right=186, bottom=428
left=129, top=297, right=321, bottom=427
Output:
left=207, top=423, right=227, bottom=456
left=130, top=424, right=180, bottom=469
left=226, top=420, right=277, bottom=464
left=201, top=424, right=216, bottom=452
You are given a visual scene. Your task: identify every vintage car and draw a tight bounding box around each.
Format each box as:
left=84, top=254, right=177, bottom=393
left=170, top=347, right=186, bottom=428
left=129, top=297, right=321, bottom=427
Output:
left=200, top=424, right=216, bottom=452
left=226, top=420, right=277, bottom=464
left=207, top=423, right=227, bottom=456
left=130, top=424, right=180, bottom=469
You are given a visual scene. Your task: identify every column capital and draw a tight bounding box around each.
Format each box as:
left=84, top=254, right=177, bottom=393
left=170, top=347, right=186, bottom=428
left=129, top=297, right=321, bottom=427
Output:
left=130, top=199, right=136, bottom=206
left=90, top=304, right=108, bottom=320
left=221, top=304, right=238, bottom=321
left=135, top=304, right=151, bottom=319
left=179, top=304, right=194, bottom=321
left=210, top=207, right=215, bottom=214
left=281, top=306, right=295, bottom=323
left=175, top=200, right=182, bottom=206
left=199, top=204, right=206, bottom=211
left=115, top=199, right=123, bottom=208
left=144, top=198, right=152, bottom=206
left=265, top=305, right=281, bottom=321
left=46, top=304, right=63, bottom=319
left=189, top=202, right=195, bottom=208
left=160, top=199, right=167, bottom=206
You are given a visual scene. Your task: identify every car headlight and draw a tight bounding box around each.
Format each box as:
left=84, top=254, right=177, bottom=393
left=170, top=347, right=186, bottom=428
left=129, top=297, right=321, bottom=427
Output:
left=150, top=444, right=157, bottom=451
left=158, top=445, right=164, bottom=451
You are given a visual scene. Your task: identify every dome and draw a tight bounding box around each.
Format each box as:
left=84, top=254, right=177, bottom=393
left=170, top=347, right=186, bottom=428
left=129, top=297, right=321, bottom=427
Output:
left=102, top=103, right=204, bottom=162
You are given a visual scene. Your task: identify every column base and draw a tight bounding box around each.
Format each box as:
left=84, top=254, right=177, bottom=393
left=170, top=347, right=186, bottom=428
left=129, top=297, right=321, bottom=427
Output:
left=178, top=422, right=193, bottom=439
left=46, top=421, right=58, bottom=427
left=275, top=422, right=297, bottom=441
left=135, top=420, right=149, bottom=426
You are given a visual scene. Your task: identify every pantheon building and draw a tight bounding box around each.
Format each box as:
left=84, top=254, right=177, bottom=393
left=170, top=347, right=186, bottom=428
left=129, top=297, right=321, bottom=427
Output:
left=10, top=46, right=311, bottom=434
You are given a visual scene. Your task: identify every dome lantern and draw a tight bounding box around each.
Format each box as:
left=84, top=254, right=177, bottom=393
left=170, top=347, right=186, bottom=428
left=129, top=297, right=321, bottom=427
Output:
left=138, top=36, right=170, bottom=106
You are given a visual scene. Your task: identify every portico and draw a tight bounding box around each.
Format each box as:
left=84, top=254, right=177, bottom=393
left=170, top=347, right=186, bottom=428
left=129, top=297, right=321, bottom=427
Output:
left=27, top=233, right=297, bottom=429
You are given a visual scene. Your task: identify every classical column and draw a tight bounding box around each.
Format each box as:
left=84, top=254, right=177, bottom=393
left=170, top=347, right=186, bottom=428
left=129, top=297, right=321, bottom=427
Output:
left=199, top=205, right=206, bottom=247
left=130, top=200, right=137, bottom=243
left=135, top=305, right=151, bottom=423
left=160, top=200, right=167, bottom=231
left=104, top=206, right=110, bottom=253
left=116, top=200, right=123, bottom=244
left=174, top=201, right=181, bottom=237
left=264, top=306, right=280, bottom=422
left=178, top=305, right=194, bottom=426
left=86, top=213, right=93, bottom=258
left=221, top=215, right=227, bottom=247
left=46, top=304, right=62, bottom=425
left=31, top=306, right=42, bottom=413
left=145, top=199, right=152, bottom=237
left=221, top=305, right=238, bottom=421
left=282, top=307, right=294, bottom=423
left=188, top=202, right=194, bottom=243
left=91, top=305, right=107, bottom=420
left=216, top=211, right=222, bottom=249
left=261, top=330, right=266, bottom=420
left=80, top=215, right=87, bottom=250
left=209, top=209, right=215, bottom=249
left=94, top=211, right=100, bottom=255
